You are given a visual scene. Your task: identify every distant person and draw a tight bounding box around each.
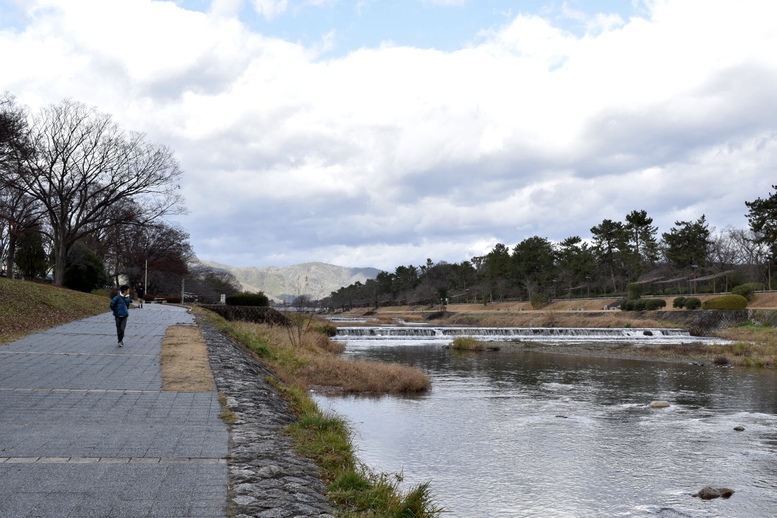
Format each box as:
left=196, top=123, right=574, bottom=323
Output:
left=110, top=285, right=131, bottom=347
left=136, top=283, right=145, bottom=308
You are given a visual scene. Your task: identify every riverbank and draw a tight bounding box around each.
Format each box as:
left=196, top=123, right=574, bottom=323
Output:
left=199, top=309, right=443, bottom=517
left=336, top=296, right=777, bottom=369
left=338, top=291, right=777, bottom=328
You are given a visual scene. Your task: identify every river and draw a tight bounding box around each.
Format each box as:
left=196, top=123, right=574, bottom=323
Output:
left=314, top=338, right=777, bottom=517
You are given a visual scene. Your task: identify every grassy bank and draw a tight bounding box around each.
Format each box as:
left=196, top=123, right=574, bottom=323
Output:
left=0, top=277, right=108, bottom=344
left=198, top=309, right=442, bottom=517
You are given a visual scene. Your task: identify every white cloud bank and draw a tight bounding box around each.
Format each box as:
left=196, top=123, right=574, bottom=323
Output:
left=2, top=0, right=777, bottom=270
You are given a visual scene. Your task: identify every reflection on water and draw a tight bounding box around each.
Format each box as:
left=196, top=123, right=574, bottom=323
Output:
left=314, top=342, right=777, bottom=517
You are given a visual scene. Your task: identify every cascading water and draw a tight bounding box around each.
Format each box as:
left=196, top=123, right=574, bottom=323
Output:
left=334, top=326, right=727, bottom=345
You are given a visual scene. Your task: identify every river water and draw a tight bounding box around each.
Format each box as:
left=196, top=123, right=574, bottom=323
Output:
left=314, top=339, right=777, bottom=517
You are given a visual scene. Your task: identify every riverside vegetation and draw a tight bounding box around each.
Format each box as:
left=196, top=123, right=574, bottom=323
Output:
left=199, top=309, right=442, bottom=517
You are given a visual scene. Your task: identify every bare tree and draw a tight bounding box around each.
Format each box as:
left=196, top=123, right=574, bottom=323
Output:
left=1, top=93, right=41, bottom=277
left=6, top=99, right=186, bottom=285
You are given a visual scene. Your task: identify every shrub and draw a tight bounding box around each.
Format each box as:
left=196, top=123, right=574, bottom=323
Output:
left=451, top=337, right=486, bottom=351
left=645, top=299, right=666, bottom=310
left=225, top=291, right=270, bottom=306
left=673, top=297, right=686, bottom=309
left=731, top=283, right=764, bottom=301
left=450, top=337, right=500, bottom=351
left=713, top=356, right=730, bottom=365
left=63, top=241, right=108, bottom=293
left=313, top=322, right=338, bottom=337
left=684, top=297, right=702, bottom=310
left=701, top=294, right=748, bottom=310
left=621, top=299, right=647, bottom=311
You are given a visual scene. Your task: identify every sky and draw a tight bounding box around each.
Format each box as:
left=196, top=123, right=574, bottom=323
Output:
left=2, top=0, right=777, bottom=271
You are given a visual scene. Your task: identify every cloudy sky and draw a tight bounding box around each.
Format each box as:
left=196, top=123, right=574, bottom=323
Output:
left=2, top=0, right=776, bottom=271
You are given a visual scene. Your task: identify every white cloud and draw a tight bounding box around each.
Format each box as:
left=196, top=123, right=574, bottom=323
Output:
left=210, top=0, right=244, bottom=18
left=2, top=0, right=777, bottom=269
left=251, top=0, right=288, bottom=19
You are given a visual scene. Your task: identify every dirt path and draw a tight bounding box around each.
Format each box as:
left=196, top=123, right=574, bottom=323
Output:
left=161, top=324, right=215, bottom=391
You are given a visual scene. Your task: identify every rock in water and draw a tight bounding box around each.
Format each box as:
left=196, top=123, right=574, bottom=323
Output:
left=734, top=426, right=745, bottom=431
left=692, top=487, right=735, bottom=500
left=649, top=400, right=670, bottom=408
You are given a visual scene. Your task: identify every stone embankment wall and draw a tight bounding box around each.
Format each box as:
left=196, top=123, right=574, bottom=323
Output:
left=199, top=319, right=335, bottom=518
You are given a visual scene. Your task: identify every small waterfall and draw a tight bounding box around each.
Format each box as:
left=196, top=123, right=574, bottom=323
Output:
left=333, top=326, right=718, bottom=344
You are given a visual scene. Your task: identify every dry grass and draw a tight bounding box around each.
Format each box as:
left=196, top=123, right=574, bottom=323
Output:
left=613, top=341, right=777, bottom=368
left=194, top=308, right=441, bottom=516
left=223, top=319, right=430, bottom=394
left=449, top=337, right=500, bottom=351
left=160, top=324, right=214, bottom=391
left=528, top=325, right=777, bottom=368
left=0, top=277, right=108, bottom=344
left=609, top=324, right=777, bottom=368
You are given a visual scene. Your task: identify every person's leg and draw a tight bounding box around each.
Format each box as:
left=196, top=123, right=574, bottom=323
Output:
left=116, top=316, right=128, bottom=345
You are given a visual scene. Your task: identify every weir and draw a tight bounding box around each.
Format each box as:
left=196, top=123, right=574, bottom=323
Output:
left=333, top=326, right=718, bottom=344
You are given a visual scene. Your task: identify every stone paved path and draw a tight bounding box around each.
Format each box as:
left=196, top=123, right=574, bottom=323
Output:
left=0, top=304, right=229, bottom=517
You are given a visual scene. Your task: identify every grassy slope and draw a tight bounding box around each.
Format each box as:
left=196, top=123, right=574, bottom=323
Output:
left=0, top=277, right=109, bottom=344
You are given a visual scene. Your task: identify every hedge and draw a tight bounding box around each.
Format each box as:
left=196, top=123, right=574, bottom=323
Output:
left=621, top=299, right=645, bottom=311
left=645, top=299, right=667, bottom=310
left=225, top=291, right=270, bottom=306
left=621, top=298, right=666, bottom=311
left=701, top=294, right=748, bottom=310
left=673, top=296, right=686, bottom=309
left=684, top=297, right=702, bottom=310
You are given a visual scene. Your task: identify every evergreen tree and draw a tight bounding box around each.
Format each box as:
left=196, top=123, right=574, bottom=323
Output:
left=745, top=185, right=777, bottom=254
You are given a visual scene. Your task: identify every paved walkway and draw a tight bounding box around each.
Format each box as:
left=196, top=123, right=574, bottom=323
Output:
left=0, top=304, right=229, bottom=517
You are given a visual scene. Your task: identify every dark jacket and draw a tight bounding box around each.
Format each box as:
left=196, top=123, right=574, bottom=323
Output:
left=110, top=294, right=131, bottom=318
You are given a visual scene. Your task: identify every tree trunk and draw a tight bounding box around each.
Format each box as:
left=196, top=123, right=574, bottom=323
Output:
left=5, top=233, right=16, bottom=279
left=52, top=237, right=67, bottom=287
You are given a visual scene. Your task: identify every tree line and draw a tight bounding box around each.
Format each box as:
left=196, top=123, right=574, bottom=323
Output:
left=0, top=93, right=241, bottom=302
left=323, top=193, right=777, bottom=310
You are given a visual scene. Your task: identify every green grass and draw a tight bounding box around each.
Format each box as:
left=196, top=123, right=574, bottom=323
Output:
left=450, top=336, right=500, bottom=351
left=287, top=408, right=441, bottom=517
left=0, top=277, right=109, bottom=344
left=199, top=309, right=444, bottom=517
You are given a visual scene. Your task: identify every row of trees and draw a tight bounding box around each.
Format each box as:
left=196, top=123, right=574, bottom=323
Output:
left=323, top=193, right=777, bottom=310
left=1, top=93, right=240, bottom=301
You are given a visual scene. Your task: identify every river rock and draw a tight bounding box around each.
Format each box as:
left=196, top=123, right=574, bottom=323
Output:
left=692, top=487, right=735, bottom=499
left=649, top=400, right=670, bottom=408
left=734, top=426, right=745, bottom=431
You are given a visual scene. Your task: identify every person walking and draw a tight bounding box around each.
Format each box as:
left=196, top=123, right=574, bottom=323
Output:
left=110, top=285, right=131, bottom=347
left=136, top=283, right=145, bottom=308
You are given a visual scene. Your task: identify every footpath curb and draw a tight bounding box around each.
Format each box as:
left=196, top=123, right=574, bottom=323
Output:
left=198, top=320, right=335, bottom=518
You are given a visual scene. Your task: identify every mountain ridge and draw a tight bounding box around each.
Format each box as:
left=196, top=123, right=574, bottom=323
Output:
left=199, top=260, right=382, bottom=302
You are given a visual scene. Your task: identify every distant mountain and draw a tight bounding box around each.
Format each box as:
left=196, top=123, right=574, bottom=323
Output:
left=198, top=260, right=382, bottom=302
